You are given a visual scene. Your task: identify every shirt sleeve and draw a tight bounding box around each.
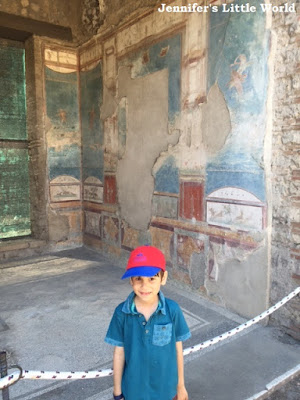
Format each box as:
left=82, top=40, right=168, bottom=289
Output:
left=173, top=303, right=191, bottom=342
left=104, top=305, right=125, bottom=347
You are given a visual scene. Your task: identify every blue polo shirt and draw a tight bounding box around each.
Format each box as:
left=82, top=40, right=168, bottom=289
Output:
left=105, top=291, right=191, bottom=400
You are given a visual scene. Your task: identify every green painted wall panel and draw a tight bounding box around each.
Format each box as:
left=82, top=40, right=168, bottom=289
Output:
left=0, top=45, right=31, bottom=239
left=0, top=47, right=27, bottom=141
left=0, top=148, right=31, bottom=238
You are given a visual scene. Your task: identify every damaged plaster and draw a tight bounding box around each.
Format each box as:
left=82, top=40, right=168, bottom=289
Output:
left=154, top=83, right=232, bottom=176
left=207, top=240, right=268, bottom=317
left=202, top=83, right=231, bottom=154
left=116, top=66, right=179, bottom=230
left=48, top=210, right=69, bottom=242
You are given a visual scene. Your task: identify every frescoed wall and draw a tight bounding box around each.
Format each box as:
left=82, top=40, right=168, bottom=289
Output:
left=79, top=43, right=105, bottom=241
left=38, top=1, right=274, bottom=319
left=80, top=61, right=103, bottom=189
left=44, top=47, right=82, bottom=246
left=202, top=1, right=270, bottom=315
left=45, top=68, right=79, bottom=133
left=154, top=156, right=179, bottom=195
left=207, top=0, right=268, bottom=203
left=86, top=1, right=271, bottom=318
left=45, top=64, right=80, bottom=186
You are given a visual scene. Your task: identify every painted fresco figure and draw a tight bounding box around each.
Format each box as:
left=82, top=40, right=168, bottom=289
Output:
left=228, top=54, right=252, bottom=95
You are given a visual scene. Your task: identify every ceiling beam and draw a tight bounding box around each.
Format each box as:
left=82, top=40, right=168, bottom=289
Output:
left=0, top=11, right=72, bottom=42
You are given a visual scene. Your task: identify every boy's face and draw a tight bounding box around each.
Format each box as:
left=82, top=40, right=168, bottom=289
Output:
left=130, top=271, right=168, bottom=304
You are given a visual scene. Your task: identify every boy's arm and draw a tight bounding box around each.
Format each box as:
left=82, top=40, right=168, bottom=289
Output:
left=176, top=341, right=188, bottom=400
left=113, top=346, right=125, bottom=397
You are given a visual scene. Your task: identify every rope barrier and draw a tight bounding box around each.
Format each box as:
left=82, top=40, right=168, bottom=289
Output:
left=1, top=286, right=299, bottom=390
left=183, top=286, right=299, bottom=356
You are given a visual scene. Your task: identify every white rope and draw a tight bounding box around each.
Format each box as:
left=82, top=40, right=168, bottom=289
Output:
left=0, top=368, right=114, bottom=389
left=1, top=286, right=299, bottom=390
left=183, top=286, right=300, bottom=356
left=23, top=369, right=114, bottom=380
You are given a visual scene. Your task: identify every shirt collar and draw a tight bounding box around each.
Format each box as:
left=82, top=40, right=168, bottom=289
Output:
left=122, top=291, right=166, bottom=315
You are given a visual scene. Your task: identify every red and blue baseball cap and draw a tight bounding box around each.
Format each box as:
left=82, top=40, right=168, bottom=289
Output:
left=121, top=245, right=166, bottom=279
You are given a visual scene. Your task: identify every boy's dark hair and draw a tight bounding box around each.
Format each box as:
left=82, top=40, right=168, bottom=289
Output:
left=131, top=271, right=165, bottom=280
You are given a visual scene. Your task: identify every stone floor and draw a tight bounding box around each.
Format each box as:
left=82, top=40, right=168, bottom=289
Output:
left=0, top=246, right=299, bottom=399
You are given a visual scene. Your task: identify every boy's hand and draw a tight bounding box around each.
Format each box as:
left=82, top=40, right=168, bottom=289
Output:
left=176, top=384, right=189, bottom=400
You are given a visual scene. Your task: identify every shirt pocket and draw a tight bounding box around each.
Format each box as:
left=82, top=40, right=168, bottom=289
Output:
left=152, top=323, right=172, bottom=346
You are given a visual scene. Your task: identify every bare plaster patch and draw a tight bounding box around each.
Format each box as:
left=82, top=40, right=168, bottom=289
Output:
left=48, top=210, right=69, bottom=242
left=207, top=243, right=268, bottom=318
left=101, top=86, right=117, bottom=120
left=153, top=108, right=207, bottom=173
left=116, top=67, right=179, bottom=230
left=202, top=83, right=231, bottom=154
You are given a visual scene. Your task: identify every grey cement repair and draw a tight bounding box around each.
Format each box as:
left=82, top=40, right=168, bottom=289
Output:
left=0, top=247, right=299, bottom=400
left=207, top=244, right=269, bottom=318
left=116, top=66, right=179, bottom=231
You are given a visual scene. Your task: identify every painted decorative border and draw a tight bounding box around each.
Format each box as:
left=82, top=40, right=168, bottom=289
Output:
left=44, top=47, right=77, bottom=73
left=50, top=176, right=81, bottom=202
left=84, top=177, right=103, bottom=203
left=206, top=187, right=266, bottom=231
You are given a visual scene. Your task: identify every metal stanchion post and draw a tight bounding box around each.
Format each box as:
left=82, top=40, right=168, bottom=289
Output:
left=0, top=352, right=9, bottom=400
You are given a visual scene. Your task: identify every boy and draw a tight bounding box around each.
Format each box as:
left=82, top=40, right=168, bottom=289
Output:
left=105, top=245, right=191, bottom=400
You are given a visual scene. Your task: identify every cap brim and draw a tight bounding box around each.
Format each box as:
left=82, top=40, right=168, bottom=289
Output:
left=121, top=266, right=161, bottom=280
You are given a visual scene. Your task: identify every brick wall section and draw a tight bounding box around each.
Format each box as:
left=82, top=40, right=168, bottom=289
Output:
left=270, top=2, right=300, bottom=340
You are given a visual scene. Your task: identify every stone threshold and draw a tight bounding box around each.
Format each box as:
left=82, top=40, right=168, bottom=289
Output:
left=0, top=238, right=47, bottom=262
